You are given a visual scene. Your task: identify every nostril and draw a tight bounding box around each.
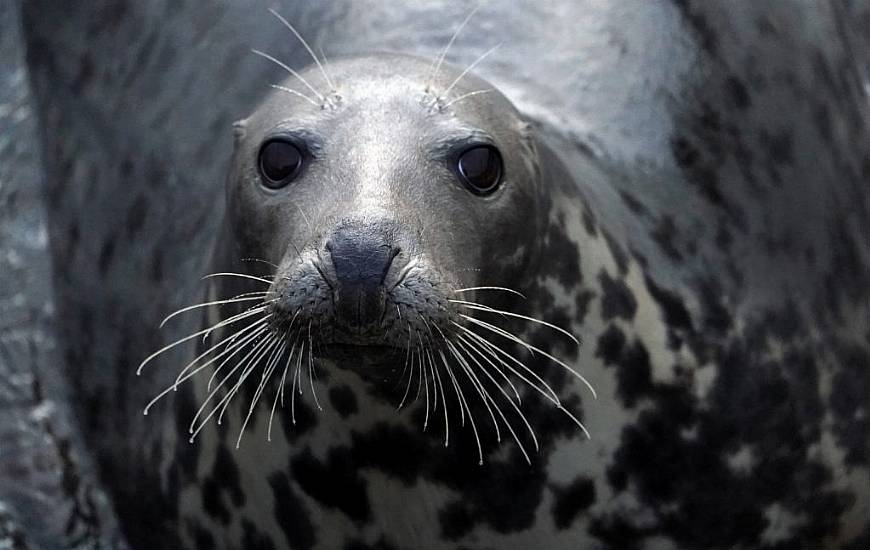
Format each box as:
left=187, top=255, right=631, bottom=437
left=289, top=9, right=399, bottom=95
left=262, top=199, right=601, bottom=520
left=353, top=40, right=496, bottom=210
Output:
left=326, top=224, right=400, bottom=329
left=329, top=235, right=396, bottom=289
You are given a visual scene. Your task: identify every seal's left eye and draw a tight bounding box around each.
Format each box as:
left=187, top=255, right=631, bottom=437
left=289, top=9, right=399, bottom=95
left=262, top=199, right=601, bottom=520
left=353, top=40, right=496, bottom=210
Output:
left=258, top=139, right=303, bottom=188
left=456, top=145, right=503, bottom=195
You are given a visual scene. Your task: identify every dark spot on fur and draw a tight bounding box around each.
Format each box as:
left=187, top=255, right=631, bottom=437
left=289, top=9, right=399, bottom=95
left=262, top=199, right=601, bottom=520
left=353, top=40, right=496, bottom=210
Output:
left=601, top=231, right=629, bottom=275
left=830, top=342, right=870, bottom=465
left=673, top=0, right=719, bottom=55
left=575, top=289, right=595, bottom=325
left=120, top=158, right=134, bottom=177
left=595, top=325, right=652, bottom=408
left=329, top=385, right=358, bottom=418
left=651, top=215, right=683, bottom=261
left=552, top=476, right=595, bottom=529
left=643, top=276, right=693, bottom=331
left=344, top=537, right=400, bottom=550
left=150, top=252, right=163, bottom=283
left=126, top=194, right=149, bottom=237
left=440, top=501, right=475, bottom=539
left=241, top=519, right=277, bottom=550
left=98, top=238, right=115, bottom=276
left=292, top=448, right=371, bottom=523
left=192, top=524, right=215, bottom=550
left=724, top=76, right=750, bottom=110
left=268, top=472, right=316, bottom=549
left=759, top=129, right=794, bottom=166
left=544, top=216, right=582, bottom=287
left=618, top=190, right=648, bottom=216
left=598, top=271, right=637, bottom=321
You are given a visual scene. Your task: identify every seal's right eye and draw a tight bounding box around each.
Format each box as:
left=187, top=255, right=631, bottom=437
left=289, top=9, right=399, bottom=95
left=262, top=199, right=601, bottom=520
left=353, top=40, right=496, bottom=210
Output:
left=258, top=139, right=303, bottom=188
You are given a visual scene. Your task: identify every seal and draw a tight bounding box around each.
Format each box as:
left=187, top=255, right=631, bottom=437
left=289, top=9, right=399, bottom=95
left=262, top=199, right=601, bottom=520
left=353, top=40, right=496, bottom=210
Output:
left=139, top=51, right=601, bottom=549
left=20, top=1, right=870, bottom=549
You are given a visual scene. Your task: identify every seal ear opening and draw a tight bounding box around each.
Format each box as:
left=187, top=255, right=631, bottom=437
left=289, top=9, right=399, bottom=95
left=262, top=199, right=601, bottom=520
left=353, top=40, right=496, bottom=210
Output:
left=232, top=119, right=248, bottom=141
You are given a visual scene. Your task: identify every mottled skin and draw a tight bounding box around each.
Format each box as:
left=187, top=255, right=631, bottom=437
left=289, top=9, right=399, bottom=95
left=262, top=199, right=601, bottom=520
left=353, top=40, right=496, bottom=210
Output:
left=18, top=1, right=870, bottom=549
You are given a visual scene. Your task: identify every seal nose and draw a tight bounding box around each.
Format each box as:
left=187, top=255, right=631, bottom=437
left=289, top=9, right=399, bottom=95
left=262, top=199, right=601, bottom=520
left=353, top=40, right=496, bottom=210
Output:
left=326, top=223, right=399, bottom=330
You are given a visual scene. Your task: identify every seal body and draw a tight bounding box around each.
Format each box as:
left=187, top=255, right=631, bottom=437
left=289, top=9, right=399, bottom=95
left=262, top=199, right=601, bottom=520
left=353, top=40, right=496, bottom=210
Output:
left=20, top=1, right=870, bottom=549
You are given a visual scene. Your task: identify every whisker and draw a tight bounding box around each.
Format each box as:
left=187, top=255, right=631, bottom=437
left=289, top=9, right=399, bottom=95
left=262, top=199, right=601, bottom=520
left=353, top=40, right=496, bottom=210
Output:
left=268, top=8, right=336, bottom=91
left=455, top=334, right=539, bottom=454
left=202, top=305, right=271, bottom=343
left=251, top=49, right=326, bottom=102
left=451, top=300, right=580, bottom=346
left=397, top=325, right=415, bottom=410
left=160, top=295, right=273, bottom=329
left=439, top=348, right=481, bottom=463
left=453, top=323, right=561, bottom=404
left=143, top=321, right=268, bottom=416
left=461, top=314, right=597, bottom=399
left=445, top=338, right=500, bottom=443
left=237, top=339, right=286, bottom=448
left=202, top=271, right=274, bottom=285
left=427, top=4, right=481, bottom=91
left=291, top=341, right=304, bottom=424
left=453, top=286, right=526, bottom=299
left=175, top=316, right=269, bottom=388
left=428, top=349, right=449, bottom=446
left=270, top=84, right=319, bottom=106
left=455, top=330, right=521, bottom=403
left=137, top=307, right=270, bottom=375
left=240, top=257, right=281, bottom=269
left=442, top=89, right=493, bottom=109
left=206, top=321, right=272, bottom=391
left=307, top=322, right=323, bottom=411
left=216, top=333, right=279, bottom=425
left=439, top=43, right=502, bottom=100
left=188, top=332, right=273, bottom=438
left=269, top=344, right=297, bottom=441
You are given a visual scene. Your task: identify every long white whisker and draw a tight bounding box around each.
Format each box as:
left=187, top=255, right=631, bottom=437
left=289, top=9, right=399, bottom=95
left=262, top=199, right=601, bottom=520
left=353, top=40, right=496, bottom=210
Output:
left=137, top=307, right=269, bottom=375
left=442, top=89, right=493, bottom=109
left=453, top=323, right=560, bottom=404
left=250, top=49, right=325, bottom=102
left=143, top=321, right=269, bottom=416
left=269, top=344, right=296, bottom=441
left=427, top=5, right=481, bottom=91
left=445, top=339, right=500, bottom=443
left=455, top=334, right=539, bottom=454
left=202, top=306, right=271, bottom=343
left=207, top=321, right=271, bottom=391
left=453, top=286, right=526, bottom=299
left=456, top=330, right=521, bottom=403
left=438, top=348, right=481, bottom=463
left=216, top=334, right=278, bottom=426
left=429, top=349, right=449, bottom=445
left=440, top=43, right=502, bottom=100
left=291, top=341, right=305, bottom=424
left=202, top=272, right=274, bottom=285
left=451, top=300, right=580, bottom=346
left=268, top=8, right=336, bottom=91
left=188, top=333, right=272, bottom=437
left=160, top=296, right=273, bottom=328
left=461, top=314, right=597, bottom=399
left=175, top=316, right=268, bottom=388
left=237, top=340, right=286, bottom=448
left=307, top=322, right=323, bottom=411
left=270, top=84, right=319, bottom=106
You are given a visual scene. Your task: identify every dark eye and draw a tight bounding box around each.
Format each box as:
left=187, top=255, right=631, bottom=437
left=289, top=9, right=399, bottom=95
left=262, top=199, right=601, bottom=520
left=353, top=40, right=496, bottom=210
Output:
left=258, top=139, right=303, bottom=188
left=456, top=145, right=503, bottom=194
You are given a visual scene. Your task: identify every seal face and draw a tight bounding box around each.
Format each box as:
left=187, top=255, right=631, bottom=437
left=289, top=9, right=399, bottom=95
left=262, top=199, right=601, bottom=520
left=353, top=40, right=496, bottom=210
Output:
left=224, top=54, right=546, bottom=376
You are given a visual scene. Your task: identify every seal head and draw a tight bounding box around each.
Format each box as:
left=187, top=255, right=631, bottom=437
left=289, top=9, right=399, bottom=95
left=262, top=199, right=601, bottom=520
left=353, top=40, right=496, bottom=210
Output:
left=224, top=53, right=543, bottom=369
